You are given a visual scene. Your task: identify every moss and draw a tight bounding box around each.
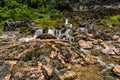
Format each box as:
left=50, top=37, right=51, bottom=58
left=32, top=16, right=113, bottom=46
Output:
left=72, top=65, right=103, bottom=80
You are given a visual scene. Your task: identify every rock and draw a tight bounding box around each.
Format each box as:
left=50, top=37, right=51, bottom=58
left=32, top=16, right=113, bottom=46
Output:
left=84, top=55, right=97, bottom=64
left=50, top=51, right=57, bottom=59
left=102, top=44, right=119, bottom=55
left=112, top=35, right=119, bottom=40
left=61, top=71, right=76, bottom=80
left=36, top=33, right=57, bottom=39
left=29, top=74, right=37, bottom=79
left=43, top=27, right=49, bottom=33
left=78, top=28, right=87, bottom=35
left=42, top=64, right=53, bottom=76
left=0, top=64, right=10, bottom=80
left=3, top=20, right=34, bottom=31
left=78, top=40, right=93, bottom=49
left=92, top=40, right=99, bottom=45
left=60, top=50, right=72, bottom=62
left=93, top=30, right=111, bottom=40
left=14, top=72, right=24, bottom=80
left=0, top=60, right=3, bottom=65
left=113, top=65, right=120, bottom=76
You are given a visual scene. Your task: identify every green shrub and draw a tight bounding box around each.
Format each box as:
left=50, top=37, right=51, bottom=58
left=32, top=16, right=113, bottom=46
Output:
left=97, top=15, right=120, bottom=25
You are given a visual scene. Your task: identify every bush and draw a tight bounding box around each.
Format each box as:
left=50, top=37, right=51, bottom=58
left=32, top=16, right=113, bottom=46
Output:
left=97, top=15, right=120, bottom=25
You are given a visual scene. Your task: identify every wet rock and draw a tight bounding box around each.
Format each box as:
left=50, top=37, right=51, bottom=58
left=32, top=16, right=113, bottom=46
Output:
left=55, top=23, right=64, bottom=30
left=113, top=65, right=120, bottom=76
left=93, top=30, right=111, bottom=40
left=36, top=33, right=57, bottom=39
left=50, top=60, right=67, bottom=73
left=14, top=72, right=24, bottom=80
left=78, top=40, right=93, bottom=49
left=78, top=28, right=87, bottom=35
left=60, top=71, right=76, bottom=80
left=79, top=20, right=90, bottom=27
left=60, top=50, right=72, bottom=62
left=29, top=74, right=37, bottom=79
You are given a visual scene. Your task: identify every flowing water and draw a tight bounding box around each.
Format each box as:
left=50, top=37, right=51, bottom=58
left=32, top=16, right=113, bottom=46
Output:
left=48, top=29, right=55, bottom=36
left=33, top=29, right=43, bottom=38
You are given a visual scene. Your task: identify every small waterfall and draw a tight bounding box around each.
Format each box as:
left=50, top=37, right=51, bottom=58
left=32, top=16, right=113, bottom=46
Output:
left=48, top=29, right=54, bottom=36
left=65, top=18, right=69, bottom=25
left=57, top=30, right=62, bottom=39
left=65, top=29, right=71, bottom=37
left=65, top=18, right=72, bottom=28
left=33, top=29, right=43, bottom=38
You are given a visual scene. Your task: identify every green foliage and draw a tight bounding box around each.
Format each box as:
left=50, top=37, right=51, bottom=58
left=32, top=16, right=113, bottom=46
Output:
left=97, top=15, right=120, bottom=25
left=36, top=18, right=63, bottom=29
left=0, top=0, right=63, bottom=31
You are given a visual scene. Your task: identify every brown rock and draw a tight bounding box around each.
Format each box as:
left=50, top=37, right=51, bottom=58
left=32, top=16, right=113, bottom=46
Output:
left=36, top=33, right=57, bottom=39
left=61, top=71, right=76, bottom=80
left=113, top=65, right=120, bottom=76
left=118, top=38, right=120, bottom=42
left=93, top=40, right=99, bottom=45
left=78, top=40, right=93, bottom=49
left=112, top=35, right=119, bottom=40
left=84, top=55, right=97, bottom=64
left=50, top=51, right=57, bottom=59
left=102, top=45, right=119, bottom=55
left=42, top=64, right=53, bottom=76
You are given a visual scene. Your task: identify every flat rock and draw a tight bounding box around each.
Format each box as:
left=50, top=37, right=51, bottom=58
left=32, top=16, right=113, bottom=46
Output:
left=78, top=40, right=93, bottom=49
left=60, top=71, right=76, bottom=80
